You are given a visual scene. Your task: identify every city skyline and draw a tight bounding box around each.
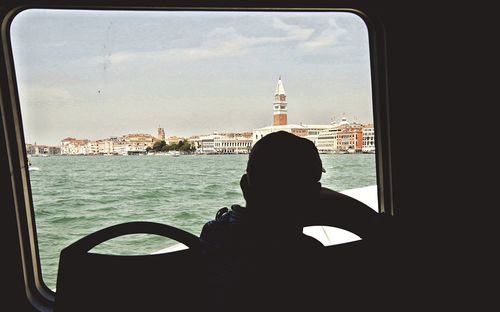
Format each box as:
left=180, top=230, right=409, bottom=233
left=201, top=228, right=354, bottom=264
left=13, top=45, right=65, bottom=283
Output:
left=24, top=113, right=371, bottom=147
left=11, top=10, right=373, bottom=146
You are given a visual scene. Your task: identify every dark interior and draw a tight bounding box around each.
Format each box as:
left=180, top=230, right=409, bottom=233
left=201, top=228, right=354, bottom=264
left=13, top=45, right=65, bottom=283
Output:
left=1, top=0, right=488, bottom=310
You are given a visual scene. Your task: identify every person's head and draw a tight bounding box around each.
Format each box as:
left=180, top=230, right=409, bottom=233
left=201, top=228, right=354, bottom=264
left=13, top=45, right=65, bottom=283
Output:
left=240, top=131, right=323, bottom=221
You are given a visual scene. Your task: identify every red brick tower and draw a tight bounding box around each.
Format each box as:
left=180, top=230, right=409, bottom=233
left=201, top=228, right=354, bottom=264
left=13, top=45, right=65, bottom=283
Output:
left=273, top=76, right=288, bottom=126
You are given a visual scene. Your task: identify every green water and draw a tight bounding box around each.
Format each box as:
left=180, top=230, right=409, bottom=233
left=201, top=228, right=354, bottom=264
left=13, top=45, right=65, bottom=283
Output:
left=28, top=154, right=376, bottom=289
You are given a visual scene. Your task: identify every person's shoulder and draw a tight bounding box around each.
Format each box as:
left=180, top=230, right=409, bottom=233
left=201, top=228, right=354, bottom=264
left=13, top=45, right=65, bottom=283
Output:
left=201, top=205, right=249, bottom=251
left=201, top=207, right=229, bottom=231
left=215, top=207, right=230, bottom=221
left=200, top=206, right=242, bottom=240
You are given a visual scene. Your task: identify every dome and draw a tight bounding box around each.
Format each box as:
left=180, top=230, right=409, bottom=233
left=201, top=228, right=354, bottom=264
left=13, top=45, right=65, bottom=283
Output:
left=339, top=116, right=349, bottom=125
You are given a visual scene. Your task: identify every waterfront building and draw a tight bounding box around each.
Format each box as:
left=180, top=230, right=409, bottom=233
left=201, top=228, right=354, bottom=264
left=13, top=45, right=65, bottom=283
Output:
left=77, top=143, right=90, bottom=155
left=253, top=123, right=341, bottom=147
left=167, top=136, right=182, bottom=145
left=112, top=141, right=129, bottom=156
left=316, top=117, right=347, bottom=153
left=87, top=141, right=99, bottom=154
left=336, top=125, right=363, bottom=153
left=303, top=124, right=336, bottom=144
left=97, top=140, right=106, bottom=154
left=26, top=143, right=61, bottom=156
left=97, top=139, right=114, bottom=155
left=316, top=128, right=341, bottom=153
left=111, top=137, right=153, bottom=155
left=123, top=133, right=156, bottom=152
left=214, top=132, right=253, bottom=154
left=273, top=76, right=288, bottom=126
left=253, top=124, right=307, bottom=145
left=25, top=144, right=36, bottom=155
left=314, top=116, right=369, bottom=154
left=196, top=132, right=252, bottom=154
left=60, top=131, right=158, bottom=155
left=61, top=137, right=76, bottom=155
left=47, top=145, right=61, bottom=155
left=186, top=136, right=201, bottom=150
left=61, top=137, right=90, bottom=155
left=198, top=133, right=219, bottom=154
left=362, top=125, right=375, bottom=153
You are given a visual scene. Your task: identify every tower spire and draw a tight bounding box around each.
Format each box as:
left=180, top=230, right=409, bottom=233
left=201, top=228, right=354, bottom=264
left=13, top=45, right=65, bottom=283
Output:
left=274, top=76, right=286, bottom=96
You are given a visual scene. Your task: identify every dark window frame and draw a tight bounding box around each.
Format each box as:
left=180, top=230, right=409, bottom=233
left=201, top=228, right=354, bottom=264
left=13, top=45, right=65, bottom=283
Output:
left=0, top=2, right=393, bottom=311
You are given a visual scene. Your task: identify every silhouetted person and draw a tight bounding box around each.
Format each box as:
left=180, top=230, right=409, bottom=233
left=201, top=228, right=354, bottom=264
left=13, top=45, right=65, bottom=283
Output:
left=200, top=131, right=327, bottom=311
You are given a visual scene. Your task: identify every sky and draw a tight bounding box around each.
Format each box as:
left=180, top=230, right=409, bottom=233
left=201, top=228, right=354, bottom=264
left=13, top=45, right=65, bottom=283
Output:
left=10, top=9, right=373, bottom=146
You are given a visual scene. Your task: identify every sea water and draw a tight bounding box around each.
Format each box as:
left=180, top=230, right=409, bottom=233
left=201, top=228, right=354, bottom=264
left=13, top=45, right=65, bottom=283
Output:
left=28, top=154, right=376, bottom=289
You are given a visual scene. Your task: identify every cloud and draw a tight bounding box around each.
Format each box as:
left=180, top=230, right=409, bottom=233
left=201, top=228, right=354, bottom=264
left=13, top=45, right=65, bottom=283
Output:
left=299, top=18, right=348, bottom=50
left=93, top=28, right=248, bottom=66
left=89, top=17, right=316, bottom=67
left=18, top=86, right=81, bottom=105
left=272, top=17, right=315, bottom=40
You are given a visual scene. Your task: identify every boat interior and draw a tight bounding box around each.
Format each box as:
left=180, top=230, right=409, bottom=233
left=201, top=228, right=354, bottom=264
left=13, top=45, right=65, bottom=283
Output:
left=0, top=0, right=486, bottom=311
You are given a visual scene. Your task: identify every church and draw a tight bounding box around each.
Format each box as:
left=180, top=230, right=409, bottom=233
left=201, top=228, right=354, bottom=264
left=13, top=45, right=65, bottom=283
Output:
left=252, top=76, right=335, bottom=145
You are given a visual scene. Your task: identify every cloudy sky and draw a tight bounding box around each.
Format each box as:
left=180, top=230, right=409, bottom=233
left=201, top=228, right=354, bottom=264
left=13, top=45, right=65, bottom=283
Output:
left=11, top=9, right=373, bottom=146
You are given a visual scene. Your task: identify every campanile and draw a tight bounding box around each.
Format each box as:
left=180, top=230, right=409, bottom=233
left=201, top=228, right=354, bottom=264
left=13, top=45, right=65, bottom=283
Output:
left=273, top=76, right=288, bottom=126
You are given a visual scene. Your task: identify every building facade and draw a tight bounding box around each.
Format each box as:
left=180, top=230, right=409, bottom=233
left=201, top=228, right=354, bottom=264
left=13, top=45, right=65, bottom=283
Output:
left=26, top=143, right=61, bottom=156
left=213, top=132, right=253, bottom=154
left=197, top=132, right=252, bottom=154
left=61, top=138, right=90, bottom=155
left=167, top=136, right=182, bottom=145
left=197, top=133, right=218, bottom=154
left=316, top=128, right=341, bottom=153
left=61, top=133, right=157, bottom=155
left=362, top=125, right=375, bottom=153
left=315, top=117, right=368, bottom=153
left=252, top=124, right=309, bottom=145
left=334, top=118, right=364, bottom=153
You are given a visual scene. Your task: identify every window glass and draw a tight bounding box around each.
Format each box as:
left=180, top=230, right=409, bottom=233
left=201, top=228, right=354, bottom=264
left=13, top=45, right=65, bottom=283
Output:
left=11, top=9, right=376, bottom=290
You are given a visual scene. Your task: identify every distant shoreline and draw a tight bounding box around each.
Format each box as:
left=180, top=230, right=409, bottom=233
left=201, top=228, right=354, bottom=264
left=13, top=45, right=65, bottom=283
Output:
left=28, top=152, right=376, bottom=157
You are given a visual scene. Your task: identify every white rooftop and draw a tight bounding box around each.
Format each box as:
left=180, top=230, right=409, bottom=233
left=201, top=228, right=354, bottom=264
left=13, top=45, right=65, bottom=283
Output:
left=255, top=124, right=306, bottom=131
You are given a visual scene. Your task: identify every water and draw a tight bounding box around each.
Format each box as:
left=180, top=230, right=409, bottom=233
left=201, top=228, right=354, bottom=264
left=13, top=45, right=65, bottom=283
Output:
left=28, top=154, right=376, bottom=289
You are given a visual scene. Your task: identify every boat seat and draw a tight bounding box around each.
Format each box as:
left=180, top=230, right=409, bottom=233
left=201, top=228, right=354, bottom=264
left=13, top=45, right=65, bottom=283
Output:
left=298, top=187, right=393, bottom=310
left=200, top=187, right=392, bottom=311
left=54, top=221, right=206, bottom=312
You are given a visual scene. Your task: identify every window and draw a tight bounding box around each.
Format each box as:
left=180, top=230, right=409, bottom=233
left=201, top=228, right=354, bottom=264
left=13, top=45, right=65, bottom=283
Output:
left=5, top=7, right=391, bottom=308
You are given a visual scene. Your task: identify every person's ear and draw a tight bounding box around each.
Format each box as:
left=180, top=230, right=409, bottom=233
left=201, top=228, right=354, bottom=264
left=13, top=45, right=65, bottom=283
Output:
left=240, top=174, right=252, bottom=202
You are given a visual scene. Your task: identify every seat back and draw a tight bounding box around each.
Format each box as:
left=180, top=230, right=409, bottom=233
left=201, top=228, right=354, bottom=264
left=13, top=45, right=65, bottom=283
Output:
left=54, top=221, right=205, bottom=312
left=298, top=187, right=391, bottom=310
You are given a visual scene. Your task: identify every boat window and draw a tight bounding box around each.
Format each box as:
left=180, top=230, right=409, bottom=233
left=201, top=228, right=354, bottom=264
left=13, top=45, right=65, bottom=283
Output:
left=10, top=9, right=380, bottom=292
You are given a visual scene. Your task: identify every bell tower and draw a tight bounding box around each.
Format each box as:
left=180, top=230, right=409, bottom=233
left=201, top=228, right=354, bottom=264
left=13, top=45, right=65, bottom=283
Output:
left=273, top=76, right=288, bottom=126
left=157, top=125, right=165, bottom=141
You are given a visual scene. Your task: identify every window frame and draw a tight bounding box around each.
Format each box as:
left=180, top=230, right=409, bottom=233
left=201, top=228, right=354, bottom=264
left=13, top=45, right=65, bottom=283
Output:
left=0, top=2, right=393, bottom=311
